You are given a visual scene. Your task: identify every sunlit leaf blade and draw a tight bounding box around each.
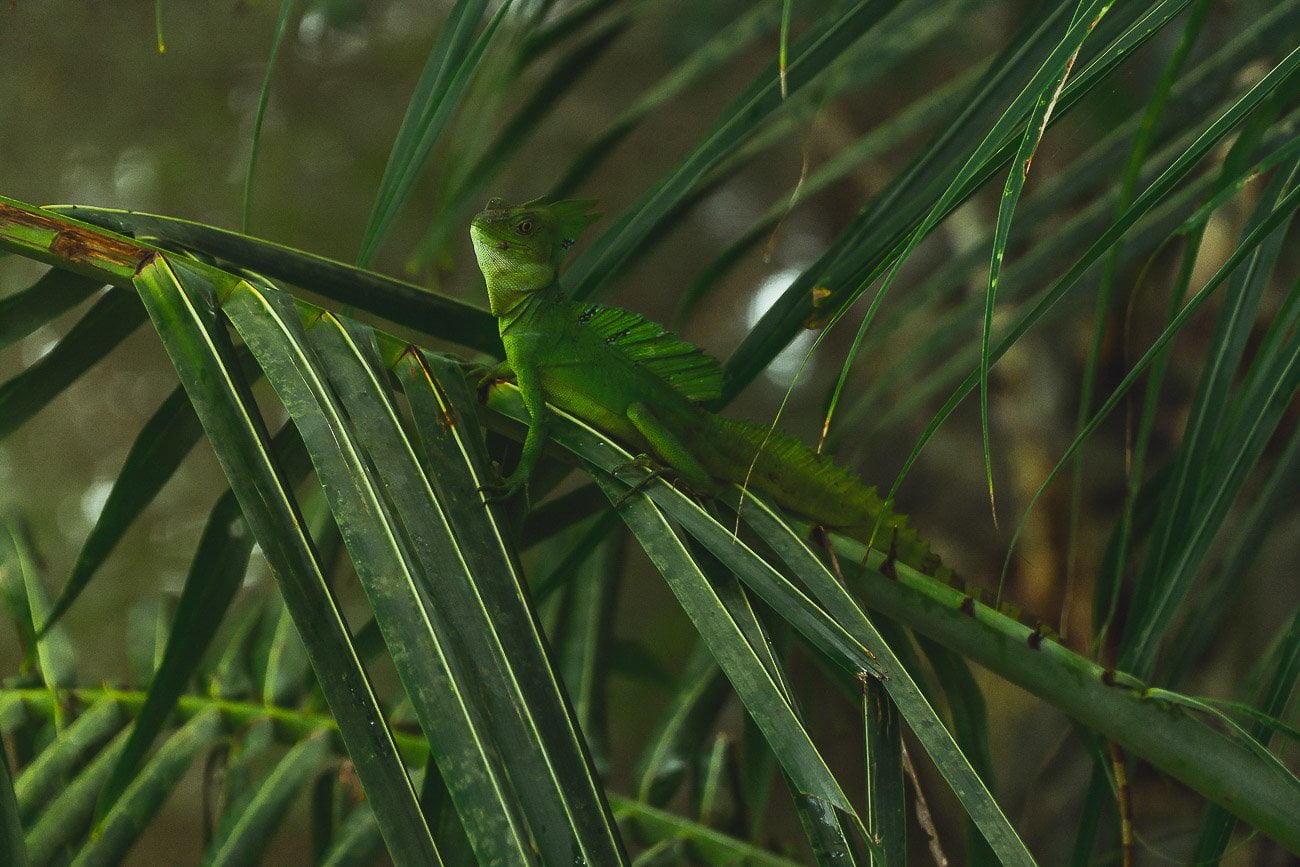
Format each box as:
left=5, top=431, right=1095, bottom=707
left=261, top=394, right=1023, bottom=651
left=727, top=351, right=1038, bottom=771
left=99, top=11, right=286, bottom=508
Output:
left=129, top=254, right=441, bottom=863
left=734, top=499, right=1029, bottom=865
left=14, top=700, right=125, bottom=825
left=217, top=284, right=529, bottom=863
left=589, top=472, right=861, bottom=831
left=399, top=348, right=626, bottom=862
left=75, top=709, right=223, bottom=865
left=0, top=268, right=101, bottom=351
left=0, top=287, right=145, bottom=440
left=301, top=323, right=556, bottom=860
left=205, top=730, right=331, bottom=865
left=45, top=205, right=500, bottom=353
left=357, top=0, right=509, bottom=266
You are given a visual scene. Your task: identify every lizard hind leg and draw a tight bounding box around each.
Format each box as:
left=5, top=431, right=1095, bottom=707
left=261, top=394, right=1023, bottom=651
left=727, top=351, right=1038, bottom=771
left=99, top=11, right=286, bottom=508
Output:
left=625, top=402, right=717, bottom=493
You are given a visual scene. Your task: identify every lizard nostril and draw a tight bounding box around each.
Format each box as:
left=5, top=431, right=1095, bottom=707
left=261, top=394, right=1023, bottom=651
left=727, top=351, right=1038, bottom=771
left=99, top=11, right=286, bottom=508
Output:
left=497, top=241, right=509, bottom=251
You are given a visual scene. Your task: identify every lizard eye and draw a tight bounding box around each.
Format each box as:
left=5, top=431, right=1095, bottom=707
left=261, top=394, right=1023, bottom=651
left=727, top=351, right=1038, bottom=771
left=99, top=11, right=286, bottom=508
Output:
left=514, top=219, right=534, bottom=236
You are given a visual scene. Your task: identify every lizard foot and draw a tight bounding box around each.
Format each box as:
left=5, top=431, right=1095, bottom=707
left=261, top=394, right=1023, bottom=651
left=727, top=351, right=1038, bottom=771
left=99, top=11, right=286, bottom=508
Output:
left=478, top=462, right=527, bottom=503
left=611, top=454, right=667, bottom=508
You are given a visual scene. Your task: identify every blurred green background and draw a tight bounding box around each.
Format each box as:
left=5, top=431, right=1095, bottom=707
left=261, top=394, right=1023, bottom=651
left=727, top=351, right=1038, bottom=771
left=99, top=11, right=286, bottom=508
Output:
left=2, top=0, right=1296, bottom=863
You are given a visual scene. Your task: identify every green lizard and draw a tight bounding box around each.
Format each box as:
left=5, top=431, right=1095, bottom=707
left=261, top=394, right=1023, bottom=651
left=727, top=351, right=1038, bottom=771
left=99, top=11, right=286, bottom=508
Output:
left=470, top=196, right=952, bottom=582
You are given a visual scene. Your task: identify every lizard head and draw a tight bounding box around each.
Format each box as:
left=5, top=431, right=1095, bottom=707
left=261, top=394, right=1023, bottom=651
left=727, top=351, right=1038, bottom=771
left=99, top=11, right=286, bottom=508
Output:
left=470, top=197, right=599, bottom=309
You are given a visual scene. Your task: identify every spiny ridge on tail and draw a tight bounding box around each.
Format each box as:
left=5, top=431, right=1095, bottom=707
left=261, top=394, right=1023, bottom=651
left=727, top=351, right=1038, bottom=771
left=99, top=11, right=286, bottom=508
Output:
left=713, top=417, right=955, bottom=584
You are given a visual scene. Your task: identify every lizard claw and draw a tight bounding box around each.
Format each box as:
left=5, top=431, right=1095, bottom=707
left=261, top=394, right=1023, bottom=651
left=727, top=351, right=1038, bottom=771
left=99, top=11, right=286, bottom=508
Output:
left=611, top=457, right=667, bottom=509
left=478, top=462, right=527, bottom=503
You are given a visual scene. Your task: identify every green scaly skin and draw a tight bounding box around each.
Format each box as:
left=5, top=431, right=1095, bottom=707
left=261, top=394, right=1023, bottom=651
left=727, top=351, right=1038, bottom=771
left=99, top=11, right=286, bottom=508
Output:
left=470, top=197, right=952, bottom=583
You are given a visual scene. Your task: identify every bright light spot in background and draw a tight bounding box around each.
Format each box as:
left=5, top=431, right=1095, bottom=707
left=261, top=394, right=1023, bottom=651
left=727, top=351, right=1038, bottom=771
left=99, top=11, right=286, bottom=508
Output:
left=296, top=9, right=369, bottom=64
left=21, top=329, right=58, bottom=367
left=80, top=479, right=115, bottom=527
left=113, top=146, right=161, bottom=200
left=746, top=268, right=817, bottom=384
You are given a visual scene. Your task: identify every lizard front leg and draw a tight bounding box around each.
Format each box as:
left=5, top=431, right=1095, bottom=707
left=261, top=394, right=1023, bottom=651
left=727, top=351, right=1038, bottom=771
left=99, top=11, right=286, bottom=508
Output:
left=499, top=360, right=550, bottom=495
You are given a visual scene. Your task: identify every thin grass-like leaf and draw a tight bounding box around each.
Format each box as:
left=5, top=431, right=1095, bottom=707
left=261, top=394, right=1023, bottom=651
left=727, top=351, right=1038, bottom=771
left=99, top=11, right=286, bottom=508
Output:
left=634, top=641, right=730, bottom=806
left=23, top=728, right=129, bottom=867
left=319, top=800, right=383, bottom=867
left=564, top=0, right=906, bottom=301
left=678, top=58, right=984, bottom=325
left=722, top=0, right=1200, bottom=397
left=357, top=0, right=510, bottom=266
left=411, top=11, right=630, bottom=270
left=14, top=700, right=125, bottom=825
left=1000, top=178, right=1300, bottom=635
left=549, top=526, right=620, bottom=770
left=93, top=423, right=309, bottom=824
left=1, top=522, right=77, bottom=692
left=549, top=0, right=783, bottom=197
left=262, top=584, right=314, bottom=707
left=204, top=730, right=330, bottom=865
left=879, top=46, right=1300, bottom=533
left=242, top=0, right=295, bottom=233
left=976, top=1, right=1092, bottom=529
left=74, top=709, right=223, bottom=866
left=609, top=794, right=804, bottom=867
left=864, top=678, right=905, bottom=867
left=0, top=744, right=25, bottom=867
left=1122, top=158, right=1300, bottom=675
left=1065, top=0, right=1214, bottom=632
left=1166, top=424, right=1300, bottom=687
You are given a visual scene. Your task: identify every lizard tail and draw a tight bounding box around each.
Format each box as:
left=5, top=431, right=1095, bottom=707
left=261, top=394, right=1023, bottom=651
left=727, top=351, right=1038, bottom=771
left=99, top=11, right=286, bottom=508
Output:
left=706, top=416, right=955, bottom=583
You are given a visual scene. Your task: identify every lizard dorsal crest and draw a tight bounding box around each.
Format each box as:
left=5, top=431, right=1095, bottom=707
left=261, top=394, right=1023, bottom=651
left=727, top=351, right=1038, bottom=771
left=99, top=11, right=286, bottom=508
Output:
left=575, top=304, right=723, bottom=402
